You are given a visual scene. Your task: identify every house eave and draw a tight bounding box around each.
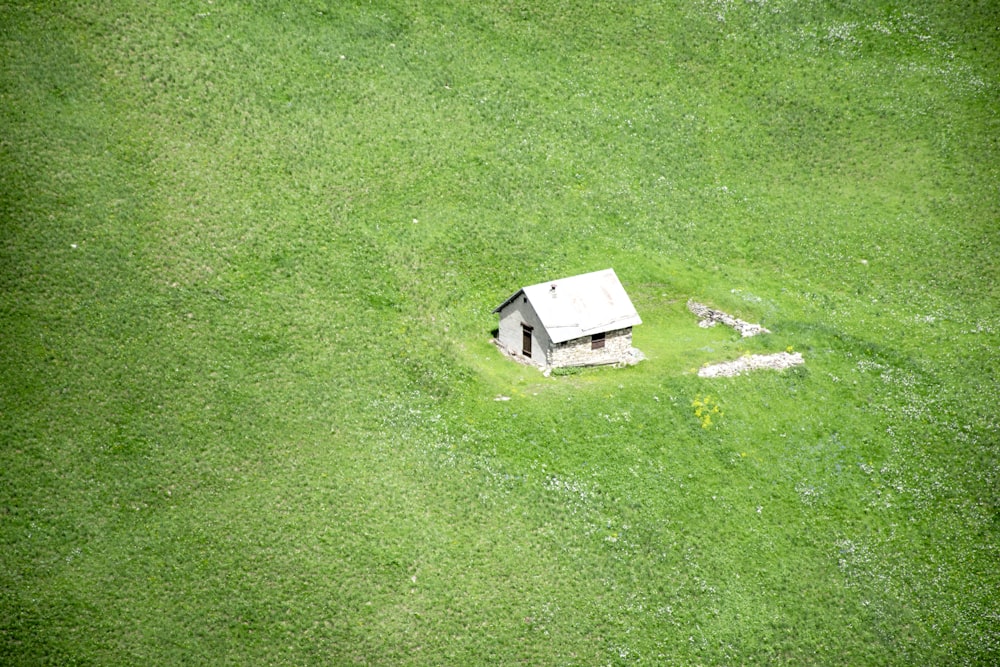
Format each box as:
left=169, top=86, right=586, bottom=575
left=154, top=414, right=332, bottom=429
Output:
left=546, top=317, right=642, bottom=344
left=491, top=289, right=525, bottom=314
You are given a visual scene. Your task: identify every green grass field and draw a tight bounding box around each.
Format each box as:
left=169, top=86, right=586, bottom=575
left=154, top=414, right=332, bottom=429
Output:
left=2, top=0, right=997, bottom=664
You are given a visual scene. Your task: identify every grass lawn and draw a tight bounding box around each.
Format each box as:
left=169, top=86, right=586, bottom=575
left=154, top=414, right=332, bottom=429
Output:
left=2, top=0, right=997, bottom=664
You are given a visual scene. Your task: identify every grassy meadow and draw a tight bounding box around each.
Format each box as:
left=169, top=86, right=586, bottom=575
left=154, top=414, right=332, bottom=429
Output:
left=2, top=0, right=998, bottom=664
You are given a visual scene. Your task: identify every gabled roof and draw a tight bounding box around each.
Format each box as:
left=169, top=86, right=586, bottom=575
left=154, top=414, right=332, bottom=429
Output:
left=492, top=268, right=642, bottom=344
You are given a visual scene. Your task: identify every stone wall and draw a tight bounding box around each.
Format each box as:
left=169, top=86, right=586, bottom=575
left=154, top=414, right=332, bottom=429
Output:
left=496, top=301, right=641, bottom=369
left=687, top=300, right=769, bottom=337
left=547, top=327, right=634, bottom=367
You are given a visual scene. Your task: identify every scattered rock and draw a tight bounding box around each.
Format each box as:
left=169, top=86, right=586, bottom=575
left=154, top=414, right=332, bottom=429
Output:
left=625, top=347, right=646, bottom=364
left=688, top=300, right=770, bottom=337
left=698, top=352, right=805, bottom=378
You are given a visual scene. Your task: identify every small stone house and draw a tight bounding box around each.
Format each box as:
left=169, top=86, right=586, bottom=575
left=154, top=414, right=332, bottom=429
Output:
left=492, top=268, right=643, bottom=369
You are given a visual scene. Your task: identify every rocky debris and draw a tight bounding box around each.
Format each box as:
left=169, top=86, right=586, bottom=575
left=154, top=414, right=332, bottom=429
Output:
left=688, top=300, right=770, bottom=337
left=492, top=338, right=533, bottom=366
left=698, top=352, right=804, bottom=378
left=623, top=347, right=646, bottom=365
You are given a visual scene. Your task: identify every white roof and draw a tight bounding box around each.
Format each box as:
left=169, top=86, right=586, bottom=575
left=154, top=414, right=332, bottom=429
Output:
left=493, top=268, right=642, bottom=344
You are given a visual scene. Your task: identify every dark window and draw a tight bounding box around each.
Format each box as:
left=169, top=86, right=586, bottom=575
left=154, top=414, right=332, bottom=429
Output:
left=591, top=331, right=606, bottom=350
left=522, top=324, right=533, bottom=358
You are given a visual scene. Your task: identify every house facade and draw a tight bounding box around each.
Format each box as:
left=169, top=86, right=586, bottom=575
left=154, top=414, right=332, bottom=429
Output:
left=492, top=268, right=642, bottom=369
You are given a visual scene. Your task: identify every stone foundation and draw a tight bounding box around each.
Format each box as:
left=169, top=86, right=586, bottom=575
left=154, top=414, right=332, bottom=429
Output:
left=492, top=327, right=644, bottom=371
left=548, top=327, right=636, bottom=367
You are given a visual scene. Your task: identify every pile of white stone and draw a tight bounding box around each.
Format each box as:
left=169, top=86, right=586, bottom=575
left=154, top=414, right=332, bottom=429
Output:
left=698, top=351, right=805, bottom=378
left=687, top=300, right=770, bottom=337
left=688, top=298, right=805, bottom=377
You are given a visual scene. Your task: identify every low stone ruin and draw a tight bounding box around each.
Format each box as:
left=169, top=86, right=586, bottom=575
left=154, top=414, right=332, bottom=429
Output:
left=687, top=300, right=770, bottom=337
left=688, top=298, right=805, bottom=377
left=698, top=352, right=805, bottom=378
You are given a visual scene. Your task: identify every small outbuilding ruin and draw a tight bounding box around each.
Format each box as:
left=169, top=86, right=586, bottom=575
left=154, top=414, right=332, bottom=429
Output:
left=492, top=268, right=643, bottom=369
